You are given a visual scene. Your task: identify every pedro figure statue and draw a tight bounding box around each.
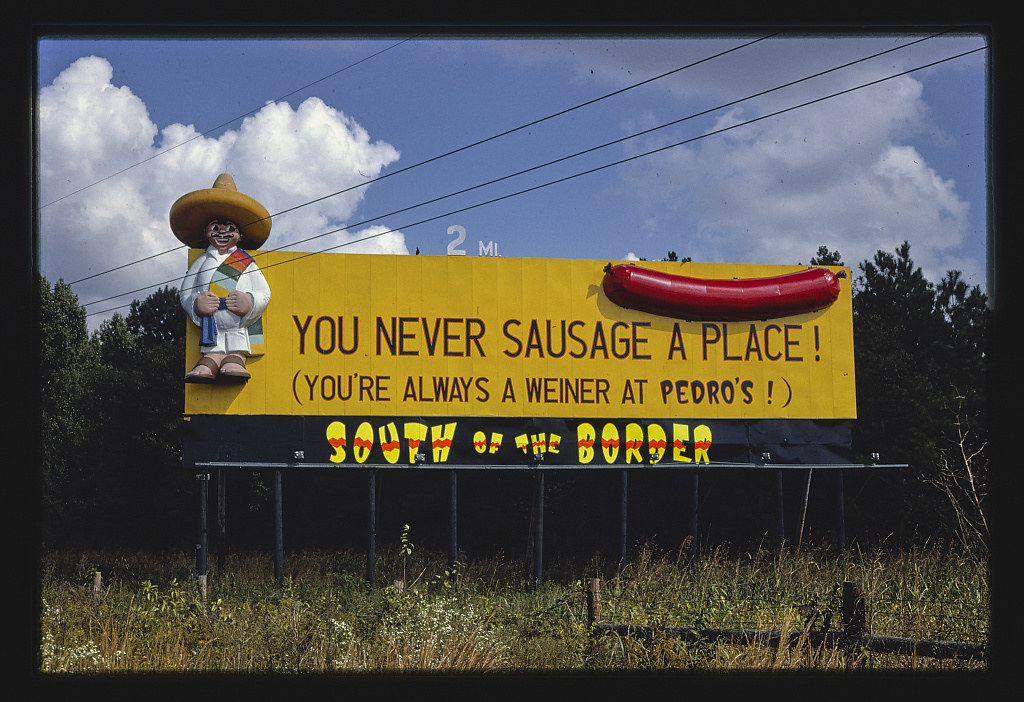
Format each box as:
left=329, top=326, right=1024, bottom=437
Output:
left=169, top=173, right=272, bottom=384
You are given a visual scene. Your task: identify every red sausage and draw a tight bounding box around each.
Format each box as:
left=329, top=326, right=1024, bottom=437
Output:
left=602, top=263, right=840, bottom=321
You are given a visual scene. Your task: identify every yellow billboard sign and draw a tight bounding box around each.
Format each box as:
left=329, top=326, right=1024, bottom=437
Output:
left=184, top=252, right=855, bottom=420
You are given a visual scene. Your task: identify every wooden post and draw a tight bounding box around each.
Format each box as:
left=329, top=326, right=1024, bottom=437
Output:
left=93, top=571, right=102, bottom=600
left=843, top=580, right=866, bottom=641
left=587, top=578, right=601, bottom=625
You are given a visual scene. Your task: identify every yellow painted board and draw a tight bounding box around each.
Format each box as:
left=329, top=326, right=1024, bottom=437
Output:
left=184, top=253, right=856, bottom=419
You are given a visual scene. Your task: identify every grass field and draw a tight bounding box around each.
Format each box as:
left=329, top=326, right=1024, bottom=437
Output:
left=36, top=540, right=988, bottom=674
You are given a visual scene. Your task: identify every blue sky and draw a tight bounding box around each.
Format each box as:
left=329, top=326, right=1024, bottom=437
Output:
left=35, top=32, right=989, bottom=329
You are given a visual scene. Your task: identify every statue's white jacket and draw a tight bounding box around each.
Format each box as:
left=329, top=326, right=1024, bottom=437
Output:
left=179, top=245, right=271, bottom=354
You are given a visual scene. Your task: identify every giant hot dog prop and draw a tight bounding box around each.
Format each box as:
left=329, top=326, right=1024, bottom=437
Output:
left=602, top=263, right=840, bottom=321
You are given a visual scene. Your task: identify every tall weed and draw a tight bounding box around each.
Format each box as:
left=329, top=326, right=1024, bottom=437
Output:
left=37, top=542, right=987, bottom=673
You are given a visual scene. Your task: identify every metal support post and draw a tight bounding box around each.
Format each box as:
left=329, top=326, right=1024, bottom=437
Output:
left=217, top=468, right=227, bottom=571
left=775, top=468, right=786, bottom=554
left=367, top=469, right=377, bottom=589
left=196, top=472, right=209, bottom=600
left=837, top=469, right=846, bottom=559
left=448, top=470, right=458, bottom=579
left=619, top=469, right=628, bottom=575
left=196, top=472, right=209, bottom=577
left=533, top=469, right=544, bottom=590
left=689, top=471, right=699, bottom=569
left=273, top=469, right=284, bottom=590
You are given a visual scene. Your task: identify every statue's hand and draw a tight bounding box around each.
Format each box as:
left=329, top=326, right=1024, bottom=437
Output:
left=225, top=290, right=253, bottom=317
left=194, top=291, right=221, bottom=317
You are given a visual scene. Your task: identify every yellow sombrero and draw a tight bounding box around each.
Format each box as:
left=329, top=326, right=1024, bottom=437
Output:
left=169, top=173, right=272, bottom=249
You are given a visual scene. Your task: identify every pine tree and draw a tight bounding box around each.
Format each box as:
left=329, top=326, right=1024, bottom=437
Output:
left=849, top=242, right=987, bottom=542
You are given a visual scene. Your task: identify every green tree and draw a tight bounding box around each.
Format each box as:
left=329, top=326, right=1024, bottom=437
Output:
left=78, top=289, right=191, bottom=547
left=927, top=270, right=989, bottom=552
left=38, top=276, right=99, bottom=543
left=636, top=251, right=691, bottom=262
left=122, top=287, right=187, bottom=473
left=128, top=285, right=185, bottom=349
left=663, top=251, right=691, bottom=262
left=933, top=269, right=988, bottom=407
left=848, top=242, right=987, bottom=543
left=809, top=245, right=843, bottom=266
left=39, top=280, right=192, bottom=547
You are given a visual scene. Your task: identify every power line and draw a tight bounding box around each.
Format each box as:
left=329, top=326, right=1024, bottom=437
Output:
left=67, top=34, right=778, bottom=287
left=84, top=45, right=985, bottom=319
left=259, top=34, right=782, bottom=222
left=246, top=32, right=951, bottom=260
left=69, top=32, right=942, bottom=290
left=247, top=46, right=990, bottom=273
left=83, top=42, right=982, bottom=314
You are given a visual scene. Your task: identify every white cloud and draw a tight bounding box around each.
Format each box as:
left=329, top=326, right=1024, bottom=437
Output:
left=38, top=56, right=158, bottom=193
left=618, top=71, right=973, bottom=285
left=38, top=56, right=405, bottom=329
left=336, top=224, right=412, bottom=255
left=514, top=35, right=982, bottom=286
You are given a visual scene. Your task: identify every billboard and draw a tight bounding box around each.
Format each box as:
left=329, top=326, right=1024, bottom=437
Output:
left=182, top=252, right=854, bottom=468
